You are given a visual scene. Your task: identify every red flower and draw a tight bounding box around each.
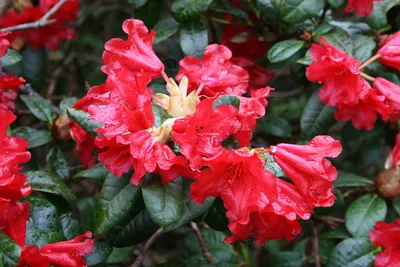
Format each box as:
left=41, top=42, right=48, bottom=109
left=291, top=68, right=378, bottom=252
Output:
left=176, top=44, right=249, bottom=97
left=334, top=81, right=391, bottom=130
left=0, top=107, right=15, bottom=139
left=369, top=218, right=400, bottom=267
left=40, top=232, right=94, bottom=267
left=2, top=201, right=29, bottom=246
left=191, top=149, right=277, bottom=224
left=269, top=135, right=342, bottom=208
left=235, top=87, right=272, bottom=147
left=344, top=0, right=382, bottom=17
left=171, top=97, right=241, bottom=171
left=0, top=32, right=11, bottom=58
left=378, top=31, right=400, bottom=72
left=0, top=73, right=25, bottom=111
left=373, top=77, right=400, bottom=112
left=225, top=211, right=301, bottom=245
left=17, top=246, right=49, bottom=267
left=0, top=0, right=79, bottom=50
left=391, top=134, right=400, bottom=168
left=102, top=19, right=164, bottom=79
left=306, top=38, right=363, bottom=106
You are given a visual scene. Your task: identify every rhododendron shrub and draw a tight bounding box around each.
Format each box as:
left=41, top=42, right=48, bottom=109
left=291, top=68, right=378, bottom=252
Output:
left=0, top=0, right=398, bottom=266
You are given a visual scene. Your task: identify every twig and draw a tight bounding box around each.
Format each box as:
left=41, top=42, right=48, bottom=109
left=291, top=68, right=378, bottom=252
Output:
left=0, top=0, right=68, bottom=32
left=131, top=228, right=163, bottom=267
left=190, top=222, right=216, bottom=264
left=312, top=225, right=321, bottom=267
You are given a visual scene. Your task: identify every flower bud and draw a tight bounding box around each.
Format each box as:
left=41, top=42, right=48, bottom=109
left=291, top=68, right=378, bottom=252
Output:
left=53, top=115, right=72, bottom=141
left=377, top=168, right=400, bottom=198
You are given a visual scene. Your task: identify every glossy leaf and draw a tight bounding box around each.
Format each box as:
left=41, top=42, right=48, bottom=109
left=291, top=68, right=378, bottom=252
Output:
left=0, top=232, right=20, bottom=267
left=77, top=197, right=98, bottom=232
left=46, top=145, right=69, bottom=180
left=85, top=241, right=113, bottom=266
left=0, top=49, right=22, bottom=67
left=172, top=0, right=214, bottom=22
left=20, top=95, right=58, bottom=124
left=212, top=95, right=240, bottom=109
left=60, top=213, right=80, bottom=240
left=153, top=17, right=180, bottom=45
left=67, top=108, right=104, bottom=137
left=12, top=126, right=53, bottom=149
left=268, top=40, right=304, bottom=63
left=180, top=21, right=208, bottom=58
left=271, top=0, right=325, bottom=24
left=334, top=171, right=374, bottom=188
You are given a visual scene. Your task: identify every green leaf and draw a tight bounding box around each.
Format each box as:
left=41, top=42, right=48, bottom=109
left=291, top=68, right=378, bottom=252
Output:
left=366, top=0, right=400, bottom=30
left=107, top=246, right=134, bottom=264
left=334, top=171, right=374, bottom=188
left=26, top=171, right=76, bottom=202
left=128, top=0, right=148, bottom=8
left=326, top=237, right=376, bottom=267
left=327, top=0, right=345, bottom=8
left=60, top=213, right=80, bottom=240
left=345, top=194, right=387, bottom=237
left=393, top=197, right=400, bottom=216
left=77, top=197, right=98, bottom=232
left=12, top=126, right=53, bottom=149
left=153, top=17, right=180, bottom=45
left=267, top=252, right=304, bottom=267
left=25, top=197, right=65, bottom=246
left=73, top=163, right=109, bottom=181
left=20, top=95, right=58, bottom=124
left=263, top=153, right=286, bottom=177
left=142, top=176, right=215, bottom=231
left=96, top=172, right=143, bottom=235
left=212, top=95, right=240, bottom=109
left=21, top=46, right=47, bottom=89
left=300, top=90, right=337, bottom=138
left=313, top=24, right=334, bottom=40
left=180, top=21, right=208, bottom=58
left=321, top=225, right=351, bottom=240
left=0, top=49, right=22, bottom=67
left=352, top=35, right=376, bottom=63
left=322, top=30, right=353, bottom=55
left=271, top=0, right=325, bottom=24
left=85, top=241, right=113, bottom=266
left=268, top=40, right=304, bottom=63
left=172, top=0, right=214, bottom=22
left=257, top=113, right=292, bottom=138
left=257, top=0, right=280, bottom=21
left=204, top=198, right=229, bottom=231
left=110, top=208, right=160, bottom=247
left=179, top=228, right=238, bottom=266
left=59, top=97, right=78, bottom=115
left=46, top=145, right=69, bottom=179
left=67, top=108, right=103, bottom=137
left=0, top=232, right=20, bottom=267
left=152, top=104, right=170, bottom=128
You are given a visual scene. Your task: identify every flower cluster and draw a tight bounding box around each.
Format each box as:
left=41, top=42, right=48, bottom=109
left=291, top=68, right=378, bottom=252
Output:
left=0, top=0, right=80, bottom=50
left=306, top=33, right=400, bottom=130
left=370, top=218, right=400, bottom=267
left=73, top=18, right=342, bottom=245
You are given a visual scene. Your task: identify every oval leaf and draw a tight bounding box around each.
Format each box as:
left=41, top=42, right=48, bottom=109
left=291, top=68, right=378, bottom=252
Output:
left=67, top=108, right=104, bottom=137
left=180, top=22, right=208, bottom=58
left=212, top=95, right=240, bottom=110
left=327, top=237, right=376, bottom=267
left=85, top=241, right=113, bottom=266
left=334, top=171, right=374, bottom=188
left=153, top=17, right=180, bottom=45
left=268, top=40, right=304, bottom=63
left=172, top=0, right=214, bottom=22
left=20, top=95, right=58, bottom=124
left=12, top=126, right=53, bottom=149
left=0, top=232, right=21, bottom=267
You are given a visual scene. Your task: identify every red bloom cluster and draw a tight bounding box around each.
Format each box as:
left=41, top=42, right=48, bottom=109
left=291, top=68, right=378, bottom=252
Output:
left=344, top=0, right=382, bottom=17
left=370, top=218, right=400, bottom=267
left=0, top=0, right=80, bottom=50
left=72, top=18, right=342, bottom=245
left=0, top=73, right=25, bottom=111
left=306, top=36, right=400, bottom=130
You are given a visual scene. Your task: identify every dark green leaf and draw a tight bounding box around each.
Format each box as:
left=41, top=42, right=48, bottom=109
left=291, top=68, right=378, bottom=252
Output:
left=25, top=197, right=65, bottom=246
left=0, top=232, right=20, bottom=267
left=352, top=35, right=376, bottom=63
left=180, top=22, right=208, bottom=58
left=345, top=194, right=387, bottom=237
left=46, top=145, right=69, bottom=179
left=20, top=95, right=58, bottom=123
left=85, top=241, right=113, bottom=266
left=153, top=17, right=180, bottom=45
left=142, top=176, right=215, bottom=231
left=267, top=252, right=304, bottom=267
left=128, top=0, right=148, bottom=8
left=134, top=0, right=163, bottom=28
left=152, top=104, right=170, bottom=128
left=107, top=246, right=134, bottom=264
left=204, top=198, right=229, bottom=231
left=59, top=97, right=78, bottom=115
left=313, top=24, right=334, bottom=40
left=73, top=163, right=109, bottom=181
left=67, top=108, right=103, bottom=137
left=257, top=113, right=292, bottom=138
left=60, top=213, right=80, bottom=240
left=268, top=40, right=304, bottom=63
left=366, top=0, right=400, bottom=30
left=26, top=171, right=76, bottom=202
left=394, top=197, right=400, bottom=216
left=300, top=90, right=336, bottom=137
left=327, top=0, right=345, bottom=8
left=96, top=172, right=143, bottom=235
left=322, top=30, right=353, bottom=55
left=334, top=171, right=374, bottom=188
left=77, top=197, right=98, bottom=232
left=12, top=126, right=53, bottom=149
left=257, top=0, right=280, bottom=20
left=172, top=0, right=214, bottom=22
left=271, top=0, right=325, bottom=24
left=212, top=95, right=240, bottom=109
left=327, top=237, right=376, bottom=267
left=263, top=153, right=286, bottom=177
left=0, top=49, right=22, bottom=67
left=321, top=225, right=351, bottom=240
left=21, top=46, right=47, bottom=89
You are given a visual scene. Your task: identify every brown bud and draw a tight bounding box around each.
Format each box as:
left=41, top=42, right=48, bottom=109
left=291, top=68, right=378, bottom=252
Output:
left=53, top=115, right=72, bottom=141
left=377, top=167, right=400, bottom=198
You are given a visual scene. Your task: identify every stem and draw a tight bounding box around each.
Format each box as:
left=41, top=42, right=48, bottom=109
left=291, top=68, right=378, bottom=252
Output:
left=210, top=17, right=231, bottom=25
left=131, top=228, right=163, bottom=267
left=360, top=72, right=376, bottom=82
left=0, top=0, right=68, bottom=32
left=160, top=70, right=169, bottom=83
left=190, top=222, right=216, bottom=264
left=312, top=225, right=321, bottom=267
left=360, top=54, right=381, bottom=70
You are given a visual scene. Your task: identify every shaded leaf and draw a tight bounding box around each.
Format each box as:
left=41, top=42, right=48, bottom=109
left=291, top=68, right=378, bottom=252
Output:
left=60, top=213, right=80, bottom=240
left=153, top=17, right=180, bottom=45
left=77, top=197, right=98, bottom=232
left=59, top=97, right=78, bottom=115
left=73, top=163, right=109, bottom=181
left=267, top=252, right=304, bottom=267
left=67, top=108, right=103, bottom=137
left=327, top=237, right=376, bottom=267
left=334, top=171, right=374, bottom=188
left=46, top=145, right=69, bottom=180
left=0, top=49, right=22, bottom=67
left=85, top=241, right=113, bottom=266
left=321, top=225, right=351, bottom=240
left=180, top=21, right=208, bottom=58
left=257, top=113, right=292, bottom=138
left=21, top=46, right=46, bottom=89
left=172, top=0, right=214, bottom=22
left=12, top=126, right=53, bottom=149
left=20, top=95, right=58, bottom=124
left=0, top=232, right=20, bottom=267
